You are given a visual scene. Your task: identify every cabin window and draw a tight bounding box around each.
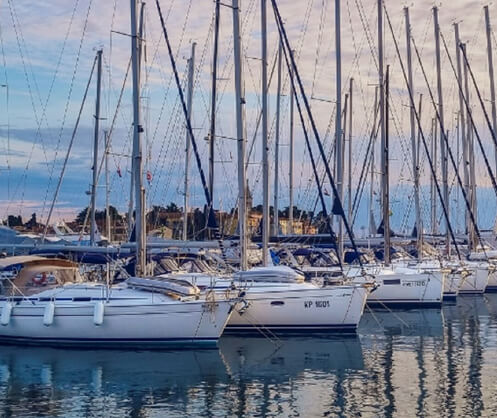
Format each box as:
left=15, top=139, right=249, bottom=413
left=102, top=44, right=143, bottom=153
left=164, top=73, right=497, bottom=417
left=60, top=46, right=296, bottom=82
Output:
left=270, top=301, right=285, bottom=306
left=383, top=279, right=401, bottom=285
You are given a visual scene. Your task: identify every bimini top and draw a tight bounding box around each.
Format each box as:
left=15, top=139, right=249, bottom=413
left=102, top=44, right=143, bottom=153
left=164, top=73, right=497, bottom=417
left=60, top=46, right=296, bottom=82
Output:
left=234, top=266, right=305, bottom=283
left=0, top=255, right=77, bottom=271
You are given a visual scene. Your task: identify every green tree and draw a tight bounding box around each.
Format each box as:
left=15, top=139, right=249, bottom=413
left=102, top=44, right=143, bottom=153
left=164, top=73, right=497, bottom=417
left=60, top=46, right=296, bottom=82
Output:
left=24, top=213, right=38, bottom=228
left=166, top=202, right=180, bottom=213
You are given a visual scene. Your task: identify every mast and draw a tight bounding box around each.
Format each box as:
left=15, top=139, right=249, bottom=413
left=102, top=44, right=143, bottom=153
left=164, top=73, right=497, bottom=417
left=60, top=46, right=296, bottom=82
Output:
left=433, top=6, right=450, bottom=255
left=369, top=87, right=378, bottom=237
left=130, top=0, right=145, bottom=275
left=416, top=93, right=423, bottom=251
left=128, top=2, right=145, bottom=239
left=335, top=0, right=344, bottom=259
left=209, top=0, right=220, bottom=203
left=342, top=91, right=349, bottom=209
left=273, top=40, right=282, bottom=237
left=348, top=78, right=353, bottom=223
left=90, top=49, right=103, bottom=246
left=105, top=130, right=111, bottom=242
left=462, top=42, right=477, bottom=248
left=378, top=0, right=389, bottom=263
left=456, top=113, right=460, bottom=233
left=288, top=49, right=295, bottom=235
left=454, top=23, right=471, bottom=237
left=261, top=0, right=269, bottom=265
left=485, top=6, right=497, bottom=175
left=384, top=64, right=391, bottom=263
left=431, top=118, right=437, bottom=235
left=232, top=0, right=247, bottom=270
left=183, top=42, right=196, bottom=241
left=405, top=7, right=421, bottom=258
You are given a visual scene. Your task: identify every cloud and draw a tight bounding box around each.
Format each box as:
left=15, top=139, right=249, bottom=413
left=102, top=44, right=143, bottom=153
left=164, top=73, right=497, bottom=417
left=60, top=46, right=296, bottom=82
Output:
left=0, top=0, right=495, bottom=230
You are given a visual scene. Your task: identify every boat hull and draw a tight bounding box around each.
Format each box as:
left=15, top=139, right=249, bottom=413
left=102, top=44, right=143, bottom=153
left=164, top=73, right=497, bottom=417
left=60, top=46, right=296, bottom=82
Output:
left=486, top=267, right=497, bottom=292
left=443, top=270, right=465, bottom=301
left=352, top=268, right=444, bottom=308
left=459, top=264, right=489, bottom=295
left=0, top=298, right=232, bottom=348
left=224, top=285, right=369, bottom=334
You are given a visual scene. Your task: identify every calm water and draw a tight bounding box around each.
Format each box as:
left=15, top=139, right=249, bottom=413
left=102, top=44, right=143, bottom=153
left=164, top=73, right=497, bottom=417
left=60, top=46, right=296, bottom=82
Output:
left=1, top=296, right=497, bottom=417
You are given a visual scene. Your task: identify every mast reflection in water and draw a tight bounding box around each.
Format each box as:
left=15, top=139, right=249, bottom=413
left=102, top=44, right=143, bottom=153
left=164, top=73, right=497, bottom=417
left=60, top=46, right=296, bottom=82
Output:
left=1, top=296, right=497, bottom=416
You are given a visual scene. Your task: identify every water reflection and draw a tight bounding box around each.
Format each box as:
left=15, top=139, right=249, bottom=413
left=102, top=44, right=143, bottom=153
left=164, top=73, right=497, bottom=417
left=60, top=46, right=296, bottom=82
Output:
left=0, top=296, right=497, bottom=416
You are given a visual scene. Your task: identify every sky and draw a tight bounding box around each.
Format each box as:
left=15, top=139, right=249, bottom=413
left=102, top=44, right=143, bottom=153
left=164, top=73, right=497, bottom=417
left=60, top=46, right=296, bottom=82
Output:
left=0, top=0, right=496, bottom=234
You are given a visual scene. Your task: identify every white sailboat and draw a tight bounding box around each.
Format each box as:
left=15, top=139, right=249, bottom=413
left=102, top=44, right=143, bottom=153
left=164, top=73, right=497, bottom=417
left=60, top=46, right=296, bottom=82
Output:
left=0, top=0, right=236, bottom=348
left=174, top=0, right=372, bottom=334
left=278, top=249, right=445, bottom=308
left=347, top=264, right=445, bottom=308
left=0, top=284, right=233, bottom=347
left=163, top=266, right=372, bottom=333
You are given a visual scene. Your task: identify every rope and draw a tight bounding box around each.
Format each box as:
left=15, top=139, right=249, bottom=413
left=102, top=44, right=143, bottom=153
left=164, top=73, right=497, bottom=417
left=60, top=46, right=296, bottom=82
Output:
left=272, top=0, right=363, bottom=268
left=383, top=5, right=462, bottom=261
left=42, top=54, right=98, bottom=240
left=155, top=0, right=217, bottom=230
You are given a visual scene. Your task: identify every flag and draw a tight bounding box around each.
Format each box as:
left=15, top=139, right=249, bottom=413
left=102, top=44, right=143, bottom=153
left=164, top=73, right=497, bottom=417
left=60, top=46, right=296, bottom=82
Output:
left=323, top=187, right=330, bottom=196
left=146, top=170, right=152, bottom=183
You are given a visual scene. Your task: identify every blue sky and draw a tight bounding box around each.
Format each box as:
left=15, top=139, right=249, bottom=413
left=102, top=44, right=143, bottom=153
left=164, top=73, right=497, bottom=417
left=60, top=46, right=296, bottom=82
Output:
left=0, top=0, right=496, bottom=233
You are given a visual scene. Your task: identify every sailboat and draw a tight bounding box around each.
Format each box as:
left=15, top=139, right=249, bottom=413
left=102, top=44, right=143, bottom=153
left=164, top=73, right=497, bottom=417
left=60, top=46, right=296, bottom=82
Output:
left=153, top=0, right=373, bottom=334
left=0, top=0, right=237, bottom=348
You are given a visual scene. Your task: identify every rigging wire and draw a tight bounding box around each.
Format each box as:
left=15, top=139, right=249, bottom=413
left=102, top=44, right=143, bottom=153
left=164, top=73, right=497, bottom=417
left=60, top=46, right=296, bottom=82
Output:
left=42, top=54, right=98, bottom=240
left=39, top=0, right=89, bottom=221
left=383, top=5, right=463, bottom=260
left=272, top=0, right=363, bottom=266
left=0, top=20, right=11, bottom=211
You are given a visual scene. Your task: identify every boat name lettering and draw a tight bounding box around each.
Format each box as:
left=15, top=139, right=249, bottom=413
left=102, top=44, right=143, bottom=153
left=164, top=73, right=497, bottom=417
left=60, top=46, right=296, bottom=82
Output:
left=304, top=300, right=330, bottom=308
left=402, top=281, right=426, bottom=287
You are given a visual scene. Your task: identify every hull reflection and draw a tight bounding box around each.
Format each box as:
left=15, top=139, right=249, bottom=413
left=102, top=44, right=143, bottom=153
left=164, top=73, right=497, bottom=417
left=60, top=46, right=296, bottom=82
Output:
left=359, top=308, right=444, bottom=337
left=218, top=335, right=364, bottom=378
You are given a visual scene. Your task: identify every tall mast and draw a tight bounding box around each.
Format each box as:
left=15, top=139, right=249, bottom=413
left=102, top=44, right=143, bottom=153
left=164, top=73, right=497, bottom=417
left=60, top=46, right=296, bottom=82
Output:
left=404, top=7, right=421, bottom=259
left=485, top=6, right=497, bottom=174
left=454, top=23, right=470, bottom=238
left=416, top=93, right=423, bottom=251
left=261, top=0, right=269, bottom=265
left=128, top=2, right=145, bottom=241
left=232, top=0, right=247, bottom=270
left=183, top=42, right=196, bottom=241
left=463, top=42, right=477, bottom=248
left=347, top=78, right=353, bottom=223
left=378, top=0, right=389, bottom=263
left=369, top=87, right=378, bottom=237
left=384, top=64, right=391, bottom=263
left=433, top=6, right=450, bottom=255
left=130, top=0, right=145, bottom=275
left=431, top=118, right=437, bottom=234
left=90, top=49, right=103, bottom=246
left=273, top=41, right=282, bottom=237
left=209, top=0, right=221, bottom=202
left=105, top=130, right=111, bottom=242
left=288, top=49, right=295, bottom=235
left=335, top=0, right=344, bottom=259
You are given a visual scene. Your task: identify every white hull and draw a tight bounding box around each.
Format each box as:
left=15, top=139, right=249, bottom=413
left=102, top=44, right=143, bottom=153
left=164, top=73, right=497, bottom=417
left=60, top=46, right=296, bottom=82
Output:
left=165, top=270, right=370, bottom=333
left=443, top=270, right=464, bottom=300
left=459, top=264, right=489, bottom=294
left=486, top=267, right=497, bottom=292
left=226, top=284, right=369, bottom=332
left=0, top=284, right=233, bottom=347
left=350, top=266, right=444, bottom=307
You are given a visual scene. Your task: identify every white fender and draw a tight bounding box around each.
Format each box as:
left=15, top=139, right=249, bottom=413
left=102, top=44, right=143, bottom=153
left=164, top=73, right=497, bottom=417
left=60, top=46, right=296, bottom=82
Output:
left=93, top=301, right=104, bottom=326
left=43, top=302, right=55, bottom=326
left=1, top=303, right=13, bottom=326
